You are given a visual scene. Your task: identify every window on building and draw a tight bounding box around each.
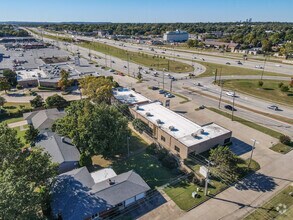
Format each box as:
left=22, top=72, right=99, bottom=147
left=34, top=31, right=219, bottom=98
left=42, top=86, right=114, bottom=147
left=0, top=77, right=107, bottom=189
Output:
left=175, top=146, right=180, bottom=152
left=161, top=135, right=166, bottom=142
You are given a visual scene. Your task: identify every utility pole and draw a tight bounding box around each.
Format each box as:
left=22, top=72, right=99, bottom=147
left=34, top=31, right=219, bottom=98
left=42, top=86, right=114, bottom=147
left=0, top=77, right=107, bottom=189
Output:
left=104, top=54, right=107, bottom=67
left=163, top=68, right=165, bottom=90
left=127, top=51, right=130, bottom=76
left=214, top=68, right=218, bottom=84
left=218, top=80, right=224, bottom=109
left=248, top=139, right=257, bottom=169
left=204, top=160, right=212, bottom=196
left=260, top=55, right=267, bottom=81
left=231, top=90, right=236, bottom=121
left=170, top=79, right=173, bottom=92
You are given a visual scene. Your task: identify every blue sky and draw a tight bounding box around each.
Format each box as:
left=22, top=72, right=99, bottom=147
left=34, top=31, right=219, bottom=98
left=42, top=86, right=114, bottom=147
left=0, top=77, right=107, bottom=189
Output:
left=1, top=0, right=292, bottom=22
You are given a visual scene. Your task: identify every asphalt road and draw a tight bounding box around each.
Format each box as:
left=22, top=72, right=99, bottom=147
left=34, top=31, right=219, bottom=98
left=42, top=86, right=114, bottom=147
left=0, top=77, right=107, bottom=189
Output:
left=26, top=28, right=293, bottom=137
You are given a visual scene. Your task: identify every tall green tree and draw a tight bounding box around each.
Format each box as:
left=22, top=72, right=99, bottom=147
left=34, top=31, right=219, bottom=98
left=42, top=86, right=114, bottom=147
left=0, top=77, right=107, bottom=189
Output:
left=45, top=94, right=68, bottom=109
left=0, top=96, right=6, bottom=107
left=79, top=76, right=114, bottom=104
left=2, top=69, right=17, bottom=87
left=57, top=69, right=71, bottom=91
left=30, top=95, right=44, bottom=108
left=0, top=124, right=57, bottom=219
left=24, top=124, right=39, bottom=146
left=0, top=78, right=11, bottom=93
left=209, top=146, right=239, bottom=181
left=54, top=101, right=130, bottom=158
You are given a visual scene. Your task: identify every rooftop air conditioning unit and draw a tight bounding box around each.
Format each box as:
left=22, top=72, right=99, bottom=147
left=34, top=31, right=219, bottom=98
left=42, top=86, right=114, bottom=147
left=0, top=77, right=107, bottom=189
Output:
left=156, top=119, right=162, bottom=124
left=129, top=94, right=134, bottom=97
left=191, top=132, right=198, bottom=137
left=145, top=112, right=151, bottom=117
left=200, top=129, right=204, bottom=134
left=169, top=126, right=175, bottom=131
left=135, top=105, right=139, bottom=110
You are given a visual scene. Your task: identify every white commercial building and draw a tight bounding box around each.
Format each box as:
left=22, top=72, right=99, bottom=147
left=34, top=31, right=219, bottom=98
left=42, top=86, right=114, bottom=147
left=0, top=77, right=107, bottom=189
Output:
left=163, top=30, right=189, bottom=42
left=113, top=87, right=150, bottom=106
left=131, top=102, right=232, bottom=159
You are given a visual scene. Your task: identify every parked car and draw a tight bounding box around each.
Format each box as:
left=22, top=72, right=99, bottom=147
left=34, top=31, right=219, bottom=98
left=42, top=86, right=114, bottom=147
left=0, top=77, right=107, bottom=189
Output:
left=224, top=105, right=237, bottom=111
left=237, top=61, right=243, bottom=65
left=109, top=69, right=115, bottom=72
left=255, top=65, right=263, bottom=69
left=151, top=86, right=159, bottom=90
left=226, top=62, right=231, bottom=65
left=165, top=93, right=175, bottom=98
left=159, top=89, right=166, bottom=94
left=226, top=91, right=236, bottom=97
left=123, top=65, right=127, bottom=68
left=267, top=105, right=279, bottom=111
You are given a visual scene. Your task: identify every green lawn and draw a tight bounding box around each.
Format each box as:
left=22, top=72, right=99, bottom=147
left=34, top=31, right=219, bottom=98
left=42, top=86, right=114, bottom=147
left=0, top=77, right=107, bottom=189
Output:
left=0, top=116, right=24, bottom=124
left=208, top=107, right=283, bottom=139
left=3, top=102, right=32, bottom=113
left=80, top=41, right=193, bottom=73
left=197, top=61, right=287, bottom=77
left=13, top=125, right=28, bottom=144
left=112, top=152, right=179, bottom=188
left=245, top=185, right=293, bottom=220
left=164, top=178, right=226, bottom=211
left=270, top=143, right=293, bottom=154
left=222, top=80, right=293, bottom=106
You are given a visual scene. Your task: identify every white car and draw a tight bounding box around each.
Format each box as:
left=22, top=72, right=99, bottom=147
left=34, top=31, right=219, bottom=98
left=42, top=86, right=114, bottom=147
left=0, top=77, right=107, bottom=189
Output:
left=226, top=91, right=236, bottom=97
left=275, top=64, right=281, bottom=67
left=255, top=65, right=263, bottom=69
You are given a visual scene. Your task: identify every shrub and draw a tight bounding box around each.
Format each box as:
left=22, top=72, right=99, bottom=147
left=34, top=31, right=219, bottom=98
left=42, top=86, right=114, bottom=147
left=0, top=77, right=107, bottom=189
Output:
left=161, top=155, right=178, bottom=169
left=280, top=85, right=289, bottom=92
left=157, top=148, right=168, bottom=161
left=278, top=82, right=284, bottom=88
left=146, top=143, right=157, bottom=155
left=16, top=84, right=23, bottom=90
left=79, top=153, right=92, bottom=167
left=258, top=81, right=264, bottom=87
left=279, top=135, right=291, bottom=145
left=132, top=118, right=150, bottom=134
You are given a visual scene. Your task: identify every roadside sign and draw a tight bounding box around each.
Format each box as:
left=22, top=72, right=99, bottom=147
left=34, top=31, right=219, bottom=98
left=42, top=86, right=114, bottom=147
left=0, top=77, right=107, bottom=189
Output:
left=165, top=99, right=170, bottom=108
left=199, top=166, right=209, bottom=178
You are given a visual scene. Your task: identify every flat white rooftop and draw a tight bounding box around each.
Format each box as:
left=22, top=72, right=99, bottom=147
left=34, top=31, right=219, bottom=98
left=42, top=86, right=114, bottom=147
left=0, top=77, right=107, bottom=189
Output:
left=134, top=102, right=231, bottom=147
left=90, top=168, right=117, bottom=184
left=113, top=88, right=150, bottom=105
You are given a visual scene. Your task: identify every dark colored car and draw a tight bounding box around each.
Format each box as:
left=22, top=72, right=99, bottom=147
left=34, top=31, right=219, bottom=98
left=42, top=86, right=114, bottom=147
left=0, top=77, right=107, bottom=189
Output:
left=224, top=105, right=237, bottom=111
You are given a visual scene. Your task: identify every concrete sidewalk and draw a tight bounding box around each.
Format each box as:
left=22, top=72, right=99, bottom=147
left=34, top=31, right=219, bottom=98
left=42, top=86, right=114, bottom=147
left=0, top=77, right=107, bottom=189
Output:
left=8, top=120, right=27, bottom=128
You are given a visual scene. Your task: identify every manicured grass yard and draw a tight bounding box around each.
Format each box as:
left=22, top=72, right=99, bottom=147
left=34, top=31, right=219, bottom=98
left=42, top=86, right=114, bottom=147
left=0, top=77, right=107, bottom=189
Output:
left=91, top=131, right=179, bottom=188
left=13, top=125, right=28, bottom=144
left=0, top=116, right=24, bottom=124
left=3, top=102, right=32, bottom=113
left=223, top=80, right=293, bottom=106
left=164, top=178, right=226, bottom=211
left=245, top=185, right=293, bottom=220
left=112, top=152, right=180, bottom=188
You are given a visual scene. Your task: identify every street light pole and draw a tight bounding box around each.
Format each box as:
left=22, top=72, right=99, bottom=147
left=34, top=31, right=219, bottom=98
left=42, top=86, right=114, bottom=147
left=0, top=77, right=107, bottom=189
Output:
left=248, top=139, right=257, bottom=169
left=231, top=90, right=236, bottom=121
left=163, top=68, right=165, bottom=90
left=218, top=80, right=223, bottom=109
left=170, top=79, right=173, bottom=92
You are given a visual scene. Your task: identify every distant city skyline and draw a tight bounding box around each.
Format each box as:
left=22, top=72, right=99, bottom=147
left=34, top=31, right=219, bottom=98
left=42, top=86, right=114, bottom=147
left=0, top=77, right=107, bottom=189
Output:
left=1, top=0, right=293, bottom=23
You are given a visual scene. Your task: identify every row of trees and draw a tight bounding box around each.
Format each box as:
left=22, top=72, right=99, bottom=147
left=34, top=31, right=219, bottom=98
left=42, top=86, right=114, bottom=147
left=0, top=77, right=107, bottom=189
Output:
left=0, top=123, right=57, bottom=218
left=0, top=25, right=29, bottom=37
left=39, top=23, right=293, bottom=42
left=30, top=93, right=68, bottom=109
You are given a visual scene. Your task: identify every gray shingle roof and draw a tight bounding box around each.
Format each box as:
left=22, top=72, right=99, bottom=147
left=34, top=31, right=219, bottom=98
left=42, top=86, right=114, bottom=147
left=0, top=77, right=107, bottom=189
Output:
left=24, top=108, right=65, bottom=130
left=36, top=131, right=80, bottom=164
left=51, top=167, right=150, bottom=220
left=91, top=170, right=151, bottom=206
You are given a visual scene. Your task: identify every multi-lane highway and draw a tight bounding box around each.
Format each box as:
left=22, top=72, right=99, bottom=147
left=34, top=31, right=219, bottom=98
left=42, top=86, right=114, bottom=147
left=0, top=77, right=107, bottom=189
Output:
left=27, top=28, right=293, bottom=137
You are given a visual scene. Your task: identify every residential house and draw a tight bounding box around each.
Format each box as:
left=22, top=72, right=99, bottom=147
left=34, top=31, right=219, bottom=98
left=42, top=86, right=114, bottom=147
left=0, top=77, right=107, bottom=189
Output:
left=51, top=167, right=150, bottom=220
left=36, top=131, right=80, bottom=173
left=23, top=108, right=65, bottom=131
